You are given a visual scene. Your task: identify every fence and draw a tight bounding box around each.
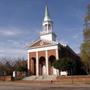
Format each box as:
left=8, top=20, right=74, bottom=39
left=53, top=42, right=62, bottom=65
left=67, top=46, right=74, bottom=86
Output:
left=0, top=76, right=11, bottom=81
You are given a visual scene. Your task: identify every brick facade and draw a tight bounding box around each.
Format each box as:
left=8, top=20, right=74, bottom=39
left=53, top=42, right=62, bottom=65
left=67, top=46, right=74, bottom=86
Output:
left=29, top=49, right=57, bottom=75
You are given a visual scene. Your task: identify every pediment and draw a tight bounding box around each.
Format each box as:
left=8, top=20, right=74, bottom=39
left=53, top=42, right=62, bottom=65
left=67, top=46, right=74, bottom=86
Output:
left=30, top=40, right=52, bottom=48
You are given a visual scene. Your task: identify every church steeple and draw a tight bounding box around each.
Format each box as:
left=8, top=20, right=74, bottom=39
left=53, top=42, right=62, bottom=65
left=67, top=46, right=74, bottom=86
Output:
left=42, top=5, right=53, bottom=33
left=40, top=5, right=56, bottom=42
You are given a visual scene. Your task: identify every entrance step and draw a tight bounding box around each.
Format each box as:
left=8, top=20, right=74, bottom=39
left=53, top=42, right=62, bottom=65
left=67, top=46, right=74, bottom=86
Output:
left=23, top=75, right=57, bottom=81
left=23, top=76, right=37, bottom=80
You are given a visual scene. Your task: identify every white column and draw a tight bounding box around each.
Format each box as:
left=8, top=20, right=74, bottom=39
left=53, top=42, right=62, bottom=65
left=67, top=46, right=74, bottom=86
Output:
left=56, top=48, right=59, bottom=60
left=36, top=51, right=39, bottom=76
left=45, top=50, right=48, bottom=75
left=53, top=48, right=59, bottom=75
left=56, top=48, right=59, bottom=76
left=27, top=52, right=30, bottom=70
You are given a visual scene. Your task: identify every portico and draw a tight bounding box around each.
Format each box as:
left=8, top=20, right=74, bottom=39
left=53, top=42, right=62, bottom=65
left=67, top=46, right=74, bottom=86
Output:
left=28, top=45, right=59, bottom=76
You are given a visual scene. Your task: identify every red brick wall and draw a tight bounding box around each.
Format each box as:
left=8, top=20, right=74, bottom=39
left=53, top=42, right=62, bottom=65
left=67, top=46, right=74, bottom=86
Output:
left=29, top=52, right=36, bottom=75
left=38, top=51, right=45, bottom=58
left=0, top=76, right=11, bottom=81
left=29, top=49, right=57, bottom=59
left=29, top=52, right=36, bottom=58
left=48, top=49, right=56, bottom=57
left=56, top=76, right=90, bottom=82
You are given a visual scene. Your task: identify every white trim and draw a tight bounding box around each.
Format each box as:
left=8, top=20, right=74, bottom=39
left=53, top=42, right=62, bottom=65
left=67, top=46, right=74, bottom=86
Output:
left=36, top=51, right=39, bottom=76
left=27, top=52, right=30, bottom=70
left=30, top=39, right=40, bottom=46
left=28, top=45, right=58, bottom=52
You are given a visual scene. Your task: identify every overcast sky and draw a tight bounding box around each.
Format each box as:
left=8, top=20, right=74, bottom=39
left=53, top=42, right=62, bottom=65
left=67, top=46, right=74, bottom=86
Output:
left=0, top=0, right=90, bottom=58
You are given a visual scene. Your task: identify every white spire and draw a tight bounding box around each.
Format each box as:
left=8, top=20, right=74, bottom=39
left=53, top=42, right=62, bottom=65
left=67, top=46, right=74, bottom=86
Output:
left=44, top=5, right=51, bottom=22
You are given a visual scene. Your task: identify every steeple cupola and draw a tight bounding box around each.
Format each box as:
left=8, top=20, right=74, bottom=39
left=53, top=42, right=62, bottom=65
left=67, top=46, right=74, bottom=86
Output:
left=40, top=5, right=56, bottom=42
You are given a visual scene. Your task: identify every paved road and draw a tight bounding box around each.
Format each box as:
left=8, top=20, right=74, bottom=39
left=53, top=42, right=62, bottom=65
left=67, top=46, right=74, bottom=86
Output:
left=44, top=87, right=90, bottom=90
left=0, top=82, right=90, bottom=90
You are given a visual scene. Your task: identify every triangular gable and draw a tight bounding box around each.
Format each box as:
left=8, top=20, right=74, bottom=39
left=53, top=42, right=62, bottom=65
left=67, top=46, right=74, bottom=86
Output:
left=30, top=39, right=52, bottom=48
